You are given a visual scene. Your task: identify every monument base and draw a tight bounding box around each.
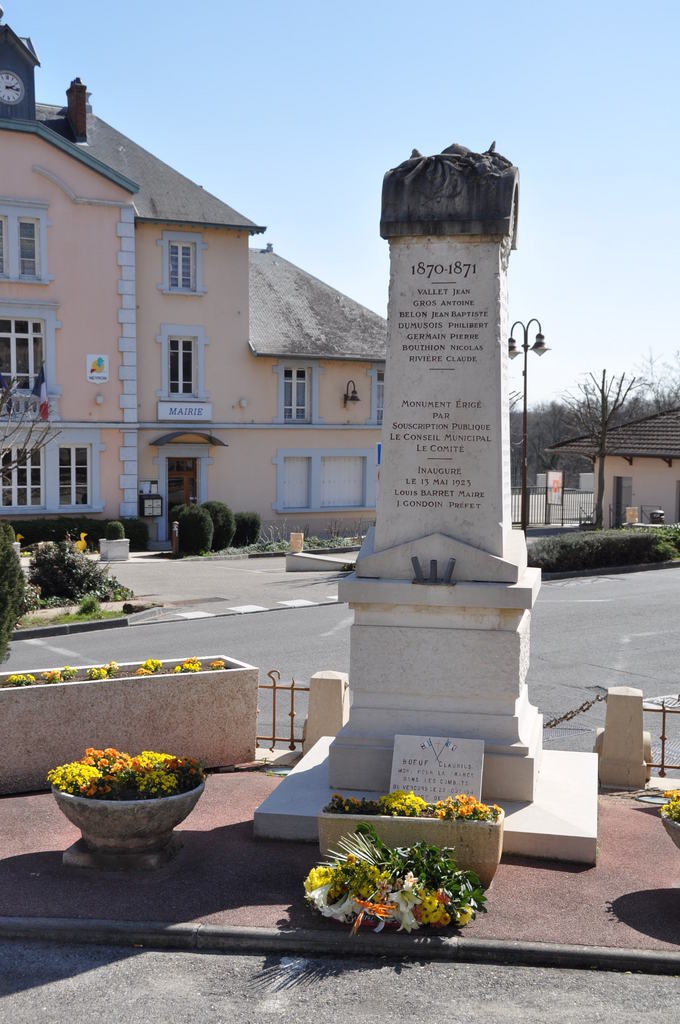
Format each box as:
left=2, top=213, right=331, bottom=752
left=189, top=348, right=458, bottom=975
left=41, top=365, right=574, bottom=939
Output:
left=253, top=737, right=598, bottom=865
left=329, top=570, right=543, bottom=802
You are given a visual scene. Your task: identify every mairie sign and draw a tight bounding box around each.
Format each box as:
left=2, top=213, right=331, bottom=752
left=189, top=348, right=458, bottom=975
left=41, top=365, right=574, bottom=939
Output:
left=157, top=401, right=212, bottom=421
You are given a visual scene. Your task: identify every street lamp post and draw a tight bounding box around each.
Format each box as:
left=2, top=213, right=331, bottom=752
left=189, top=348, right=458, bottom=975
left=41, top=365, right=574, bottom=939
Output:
left=508, top=319, right=549, bottom=533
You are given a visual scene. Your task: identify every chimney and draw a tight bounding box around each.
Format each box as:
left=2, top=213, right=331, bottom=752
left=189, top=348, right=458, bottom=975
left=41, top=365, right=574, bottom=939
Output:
left=66, top=78, right=87, bottom=142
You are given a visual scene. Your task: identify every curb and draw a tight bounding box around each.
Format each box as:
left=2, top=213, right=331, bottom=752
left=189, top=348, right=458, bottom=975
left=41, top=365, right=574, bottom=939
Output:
left=0, top=917, right=678, bottom=974
left=12, top=616, right=131, bottom=641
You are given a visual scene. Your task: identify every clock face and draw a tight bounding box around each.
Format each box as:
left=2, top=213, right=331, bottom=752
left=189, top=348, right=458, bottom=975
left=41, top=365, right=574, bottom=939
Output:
left=0, top=70, right=24, bottom=105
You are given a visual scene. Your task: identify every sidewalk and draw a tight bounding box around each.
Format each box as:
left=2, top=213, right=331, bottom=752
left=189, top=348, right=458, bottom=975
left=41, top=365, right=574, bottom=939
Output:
left=0, top=770, right=678, bottom=972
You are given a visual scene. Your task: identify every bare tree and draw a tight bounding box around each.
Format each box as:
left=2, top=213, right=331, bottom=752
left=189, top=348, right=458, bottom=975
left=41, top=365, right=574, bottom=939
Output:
left=1, top=377, right=57, bottom=483
left=562, top=370, right=641, bottom=529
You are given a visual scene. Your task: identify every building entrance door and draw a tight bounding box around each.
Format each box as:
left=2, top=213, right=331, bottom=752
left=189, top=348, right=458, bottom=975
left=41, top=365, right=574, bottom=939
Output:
left=167, top=457, right=197, bottom=517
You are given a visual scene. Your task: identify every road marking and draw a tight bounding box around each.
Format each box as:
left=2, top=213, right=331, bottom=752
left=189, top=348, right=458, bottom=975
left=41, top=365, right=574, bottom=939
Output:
left=21, top=639, right=82, bottom=658
left=325, top=595, right=339, bottom=601
left=177, top=610, right=215, bottom=619
left=277, top=599, right=316, bottom=608
left=228, top=604, right=269, bottom=614
left=319, top=613, right=353, bottom=637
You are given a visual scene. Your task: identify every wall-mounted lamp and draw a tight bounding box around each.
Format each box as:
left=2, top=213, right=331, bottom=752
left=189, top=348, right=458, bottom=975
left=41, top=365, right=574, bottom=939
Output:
left=343, top=380, right=360, bottom=406
left=94, top=392, right=104, bottom=405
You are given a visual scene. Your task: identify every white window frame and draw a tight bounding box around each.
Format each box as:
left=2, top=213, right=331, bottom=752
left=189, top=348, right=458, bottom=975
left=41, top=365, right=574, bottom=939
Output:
left=366, top=365, right=385, bottom=426
left=157, top=323, right=209, bottom=400
left=273, top=361, right=323, bottom=424
left=0, top=315, right=44, bottom=391
left=58, top=444, right=90, bottom=508
left=0, top=199, right=51, bottom=282
left=169, top=336, right=196, bottom=396
left=1, top=447, right=43, bottom=509
left=272, top=447, right=377, bottom=512
left=158, top=230, right=207, bottom=295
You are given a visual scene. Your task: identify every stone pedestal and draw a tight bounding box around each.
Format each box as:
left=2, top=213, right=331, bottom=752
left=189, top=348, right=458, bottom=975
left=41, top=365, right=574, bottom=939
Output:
left=329, top=570, right=543, bottom=802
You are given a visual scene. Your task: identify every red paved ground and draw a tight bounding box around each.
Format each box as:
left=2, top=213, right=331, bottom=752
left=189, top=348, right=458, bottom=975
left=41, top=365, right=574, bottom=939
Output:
left=0, top=773, right=678, bottom=951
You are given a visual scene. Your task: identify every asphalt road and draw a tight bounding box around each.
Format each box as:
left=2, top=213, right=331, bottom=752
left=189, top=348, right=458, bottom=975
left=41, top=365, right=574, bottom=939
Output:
left=5, top=565, right=680, bottom=761
left=0, top=942, right=669, bottom=1024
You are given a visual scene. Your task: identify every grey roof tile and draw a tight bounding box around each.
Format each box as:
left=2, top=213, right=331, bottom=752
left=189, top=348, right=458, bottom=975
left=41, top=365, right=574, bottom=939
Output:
left=249, top=248, right=386, bottom=361
left=35, top=103, right=264, bottom=233
left=549, top=407, right=680, bottom=459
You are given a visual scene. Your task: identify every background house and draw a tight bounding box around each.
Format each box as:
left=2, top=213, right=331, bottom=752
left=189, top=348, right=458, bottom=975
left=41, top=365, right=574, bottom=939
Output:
left=0, top=13, right=386, bottom=546
left=549, top=408, right=680, bottom=527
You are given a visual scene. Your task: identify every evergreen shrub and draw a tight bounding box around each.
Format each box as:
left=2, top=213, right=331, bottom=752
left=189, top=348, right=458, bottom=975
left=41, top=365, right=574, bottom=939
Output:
left=528, top=528, right=678, bottom=573
left=28, top=541, right=132, bottom=601
left=233, top=511, right=261, bottom=547
left=201, top=501, right=236, bottom=550
left=177, top=505, right=213, bottom=555
left=105, top=520, right=125, bottom=540
left=0, top=532, right=24, bottom=661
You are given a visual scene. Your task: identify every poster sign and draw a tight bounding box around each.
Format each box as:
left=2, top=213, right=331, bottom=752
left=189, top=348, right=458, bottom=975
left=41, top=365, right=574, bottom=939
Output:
left=389, top=735, right=484, bottom=801
left=87, top=354, right=109, bottom=383
left=547, top=470, right=563, bottom=505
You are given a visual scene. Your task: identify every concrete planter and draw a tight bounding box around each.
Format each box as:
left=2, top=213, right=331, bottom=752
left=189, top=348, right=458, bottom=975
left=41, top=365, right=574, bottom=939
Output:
left=318, top=810, right=504, bottom=888
left=662, top=816, right=680, bottom=852
left=52, top=781, right=205, bottom=869
left=99, top=538, right=130, bottom=561
left=0, top=656, right=258, bottom=795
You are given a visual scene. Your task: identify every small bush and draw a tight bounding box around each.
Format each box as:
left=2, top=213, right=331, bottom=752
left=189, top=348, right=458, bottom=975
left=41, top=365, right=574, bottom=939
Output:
left=0, top=535, right=24, bottom=661
left=528, top=528, right=678, bottom=573
left=202, top=501, right=236, bottom=551
left=105, top=520, right=125, bottom=540
left=0, top=521, right=16, bottom=545
left=28, top=541, right=132, bottom=601
left=233, top=511, right=261, bottom=547
left=19, top=580, right=41, bottom=616
left=177, top=505, right=213, bottom=555
left=78, top=594, right=101, bottom=615
left=120, top=517, right=149, bottom=551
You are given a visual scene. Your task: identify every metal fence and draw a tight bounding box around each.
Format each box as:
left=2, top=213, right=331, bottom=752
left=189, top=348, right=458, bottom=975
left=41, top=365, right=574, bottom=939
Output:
left=256, top=669, right=309, bottom=751
left=511, top=488, right=594, bottom=527
left=644, top=697, right=680, bottom=777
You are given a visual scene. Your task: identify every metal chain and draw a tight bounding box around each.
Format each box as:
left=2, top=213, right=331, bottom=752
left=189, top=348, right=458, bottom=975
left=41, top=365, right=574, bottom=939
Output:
left=544, top=693, right=607, bottom=730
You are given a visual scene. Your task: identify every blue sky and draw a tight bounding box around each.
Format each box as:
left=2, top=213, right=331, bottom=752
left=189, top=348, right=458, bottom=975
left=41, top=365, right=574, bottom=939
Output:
left=10, top=0, right=680, bottom=405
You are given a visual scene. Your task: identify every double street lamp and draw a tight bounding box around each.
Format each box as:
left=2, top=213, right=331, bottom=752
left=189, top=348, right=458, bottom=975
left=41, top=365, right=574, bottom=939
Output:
left=508, top=319, right=549, bottom=533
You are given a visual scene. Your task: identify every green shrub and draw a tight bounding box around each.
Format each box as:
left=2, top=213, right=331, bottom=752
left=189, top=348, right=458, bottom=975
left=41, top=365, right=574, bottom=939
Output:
left=0, top=521, right=16, bottom=545
left=233, top=511, right=261, bottom=547
left=528, top=528, right=678, bottom=573
left=0, top=534, right=24, bottom=661
left=105, top=520, right=125, bottom=540
left=79, top=594, right=101, bottom=615
left=19, top=580, right=41, bottom=615
left=28, top=541, right=132, bottom=601
left=201, top=501, right=236, bottom=550
left=177, top=505, right=213, bottom=555
left=120, top=517, right=149, bottom=551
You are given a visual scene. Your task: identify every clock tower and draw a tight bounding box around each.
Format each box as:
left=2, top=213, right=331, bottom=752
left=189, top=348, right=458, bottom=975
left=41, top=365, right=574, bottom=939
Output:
left=0, top=6, right=40, bottom=121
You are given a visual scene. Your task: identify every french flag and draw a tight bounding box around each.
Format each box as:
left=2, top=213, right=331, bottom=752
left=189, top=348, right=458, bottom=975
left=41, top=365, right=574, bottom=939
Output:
left=31, top=365, right=49, bottom=421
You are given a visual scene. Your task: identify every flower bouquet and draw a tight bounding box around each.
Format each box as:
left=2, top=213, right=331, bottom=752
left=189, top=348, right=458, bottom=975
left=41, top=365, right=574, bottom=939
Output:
left=304, top=822, right=487, bottom=934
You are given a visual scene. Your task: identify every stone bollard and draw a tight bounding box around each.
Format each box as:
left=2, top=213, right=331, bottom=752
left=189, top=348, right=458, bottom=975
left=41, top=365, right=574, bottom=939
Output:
left=302, top=671, right=349, bottom=754
left=594, top=686, right=651, bottom=789
left=289, top=532, right=304, bottom=553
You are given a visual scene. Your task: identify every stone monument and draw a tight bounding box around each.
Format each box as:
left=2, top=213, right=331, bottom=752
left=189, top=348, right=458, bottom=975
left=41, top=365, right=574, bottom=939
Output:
left=254, top=143, right=597, bottom=862
left=328, top=143, right=541, bottom=802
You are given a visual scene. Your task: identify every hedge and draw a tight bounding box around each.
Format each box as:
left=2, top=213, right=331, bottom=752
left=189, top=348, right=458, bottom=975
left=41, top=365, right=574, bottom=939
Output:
left=528, top=528, right=679, bottom=573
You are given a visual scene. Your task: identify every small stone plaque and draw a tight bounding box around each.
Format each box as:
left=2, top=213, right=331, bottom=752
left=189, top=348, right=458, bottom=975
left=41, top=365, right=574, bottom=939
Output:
left=389, top=734, right=484, bottom=801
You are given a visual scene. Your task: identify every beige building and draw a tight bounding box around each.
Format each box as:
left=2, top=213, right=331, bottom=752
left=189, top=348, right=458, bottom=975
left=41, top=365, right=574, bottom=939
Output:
left=550, top=408, right=680, bottom=527
left=0, top=13, right=385, bottom=546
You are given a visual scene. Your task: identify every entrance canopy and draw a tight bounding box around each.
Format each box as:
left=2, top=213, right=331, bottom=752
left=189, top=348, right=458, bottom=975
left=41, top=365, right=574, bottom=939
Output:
left=150, top=431, right=227, bottom=447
